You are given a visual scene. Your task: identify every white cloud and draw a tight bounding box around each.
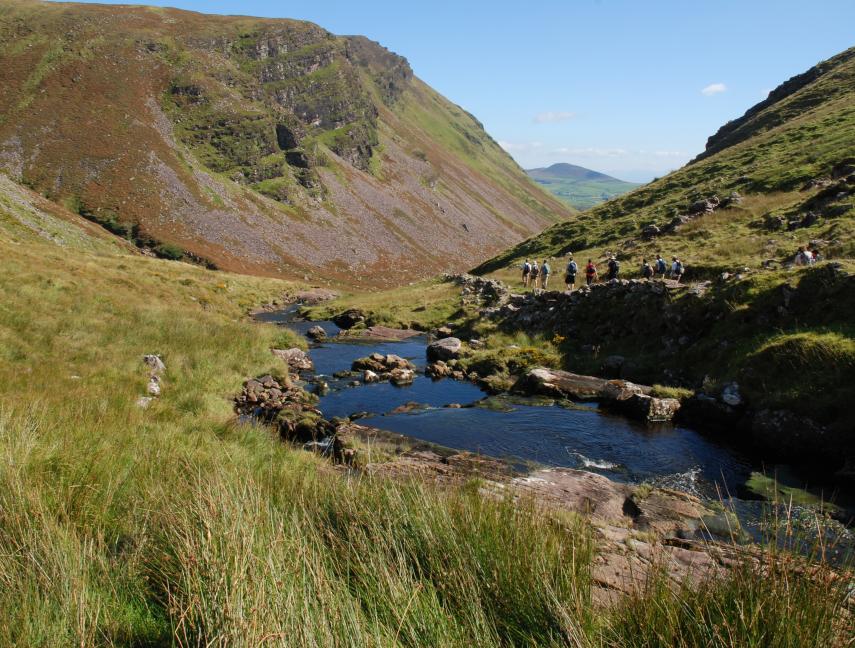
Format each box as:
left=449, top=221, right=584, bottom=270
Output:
left=701, top=83, right=727, bottom=96
left=498, top=140, right=542, bottom=152
left=533, top=111, right=577, bottom=124
left=550, top=147, right=628, bottom=157
left=653, top=150, right=685, bottom=158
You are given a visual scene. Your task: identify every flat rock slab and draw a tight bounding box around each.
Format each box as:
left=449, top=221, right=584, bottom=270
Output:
left=338, top=326, right=421, bottom=341
left=512, top=468, right=632, bottom=523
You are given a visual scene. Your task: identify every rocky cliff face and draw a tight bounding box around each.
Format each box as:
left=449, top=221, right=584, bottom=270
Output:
left=0, top=1, right=570, bottom=286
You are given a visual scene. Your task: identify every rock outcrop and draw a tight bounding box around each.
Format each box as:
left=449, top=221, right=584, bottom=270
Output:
left=426, top=337, right=462, bottom=362
left=272, top=347, right=314, bottom=373
left=351, top=353, right=417, bottom=385
left=515, top=367, right=680, bottom=422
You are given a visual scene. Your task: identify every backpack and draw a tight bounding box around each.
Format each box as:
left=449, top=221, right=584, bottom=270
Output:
left=567, top=260, right=577, bottom=275
left=675, top=261, right=684, bottom=274
left=657, top=259, right=666, bottom=273
left=542, top=264, right=550, bottom=275
left=531, top=265, right=539, bottom=277
left=613, top=260, right=620, bottom=272
left=523, top=262, right=531, bottom=273
left=643, top=264, right=653, bottom=277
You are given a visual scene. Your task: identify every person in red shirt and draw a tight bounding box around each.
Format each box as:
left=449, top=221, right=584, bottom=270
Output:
left=585, top=259, right=598, bottom=285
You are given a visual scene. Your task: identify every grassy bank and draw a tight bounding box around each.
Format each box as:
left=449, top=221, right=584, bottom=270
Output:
left=301, top=277, right=463, bottom=330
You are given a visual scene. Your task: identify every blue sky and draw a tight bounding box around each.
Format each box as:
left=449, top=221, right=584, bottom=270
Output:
left=60, top=1, right=855, bottom=182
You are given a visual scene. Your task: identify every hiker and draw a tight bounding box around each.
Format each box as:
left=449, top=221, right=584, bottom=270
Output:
left=541, top=259, right=551, bottom=289
left=655, top=254, right=667, bottom=278
left=565, top=255, right=578, bottom=293
left=530, top=260, right=540, bottom=290
left=670, top=256, right=684, bottom=282
left=794, top=246, right=813, bottom=266
left=606, top=255, right=620, bottom=281
left=585, top=259, right=598, bottom=285
left=641, top=258, right=654, bottom=280
left=808, top=246, right=820, bottom=263
left=522, top=259, right=532, bottom=287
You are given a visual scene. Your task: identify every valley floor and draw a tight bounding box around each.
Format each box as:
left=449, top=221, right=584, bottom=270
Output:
left=0, top=191, right=852, bottom=645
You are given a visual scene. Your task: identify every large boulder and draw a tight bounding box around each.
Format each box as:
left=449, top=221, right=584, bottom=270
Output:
left=307, top=325, right=327, bottom=341
left=332, top=309, right=366, bottom=329
left=272, top=347, right=314, bottom=372
left=611, top=393, right=681, bottom=422
left=390, top=368, right=416, bottom=386
left=427, top=337, right=462, bottom=362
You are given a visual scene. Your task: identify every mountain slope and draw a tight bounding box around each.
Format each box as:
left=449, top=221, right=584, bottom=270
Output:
left=0, top=1, right=571, bottom=287
left=527, top=163, right=640, bottom=210
left=477, top=46, right=855, bottom=276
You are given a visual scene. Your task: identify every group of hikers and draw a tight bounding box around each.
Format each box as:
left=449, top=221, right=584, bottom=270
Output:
left=521, top=253, right=685, bottom=292
left=794, top=245, right=820, bottom=266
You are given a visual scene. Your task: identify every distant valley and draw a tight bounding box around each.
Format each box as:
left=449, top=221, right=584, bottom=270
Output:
left=527, top=163, right=640, bottom=210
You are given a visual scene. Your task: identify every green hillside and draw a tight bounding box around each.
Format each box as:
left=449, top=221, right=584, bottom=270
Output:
left=479, top=47, right=855, bottom=277
left=0, top=1, right=571, bottom=286
left=528, top=163, right=641, bottom=210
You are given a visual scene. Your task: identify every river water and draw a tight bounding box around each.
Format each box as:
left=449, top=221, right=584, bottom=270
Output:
left=255, top=305, right=854, bottom=549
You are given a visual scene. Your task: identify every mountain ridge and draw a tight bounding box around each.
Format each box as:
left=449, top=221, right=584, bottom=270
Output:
left=0, top=1, right=572, bottom=286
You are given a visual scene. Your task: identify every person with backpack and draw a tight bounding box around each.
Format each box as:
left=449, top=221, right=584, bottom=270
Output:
left=565, top=255, right=578, bottom=293
left=794, top=246, right=814, bottom=266
left=541, top=259, right=551, bottom=289
left=641, top=259, right=653, bottom=280
left=655, top=254, right=667, bottom=278
left=522, top=259, right=532, bottom=287
left=530, top=260, right=540, bottom=290
left=670, top=256, right=684, bottom=282
left=585, top=259, right=598, bottom=285
left=606, top=255, right=620, bottom=281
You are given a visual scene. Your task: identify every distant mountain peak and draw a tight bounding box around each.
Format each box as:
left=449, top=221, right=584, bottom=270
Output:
left=531, top=163, right=614, bottom=182
left=525, top=164, right=639, bottom=210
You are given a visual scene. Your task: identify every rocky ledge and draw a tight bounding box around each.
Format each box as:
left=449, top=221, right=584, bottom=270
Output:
left=348, top=423, right=745, bottom=605
left=515, top=367, right=681, bottom=422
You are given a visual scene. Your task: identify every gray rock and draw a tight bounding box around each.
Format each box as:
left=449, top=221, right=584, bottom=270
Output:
left=363, top=369, right=379, bottom=383
left=390, top=368, right=416, bottom=386
left=272, top=347, right=314, bottom=372
left=332, top=309, right=366, bottom=329
left=427, top=337, right=462, bottom=361
left=307, top=325, right=327, bottom=341
left=641, top=224, right=661, bottom=238
left=144, top=354, right=166, bottom=374
left=147, top=376, right=161, bottom=396
left=720, top=382, right=742, bottom=407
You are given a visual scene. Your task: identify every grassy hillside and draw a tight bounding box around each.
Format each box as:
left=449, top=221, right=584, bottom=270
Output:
left=0, top=1, right=571, bottom=287
left=528, top=164, right=640, bottom=210
left=477, top=46, right=855, bottom=277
